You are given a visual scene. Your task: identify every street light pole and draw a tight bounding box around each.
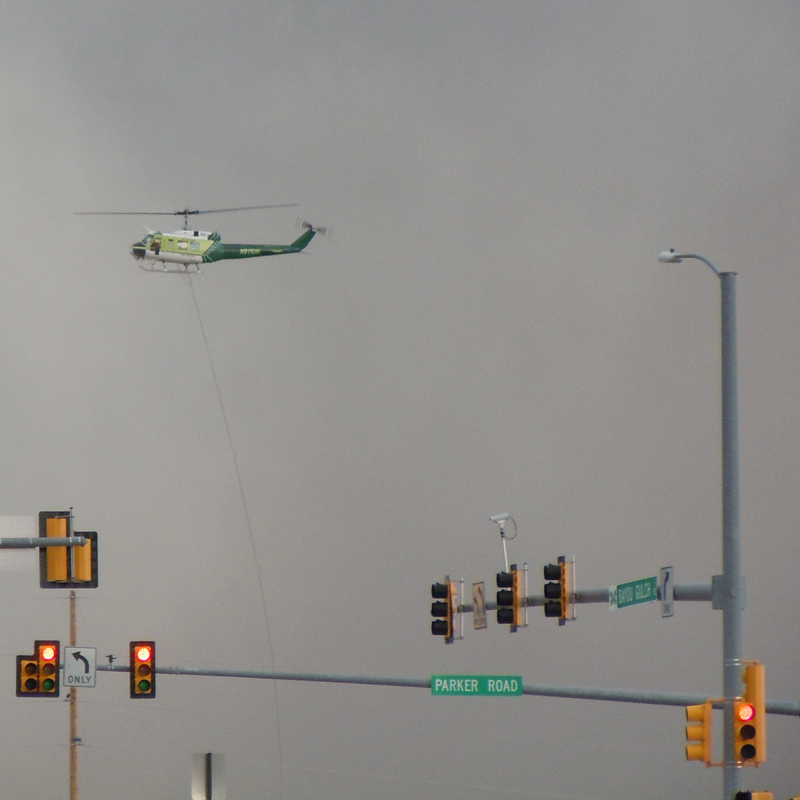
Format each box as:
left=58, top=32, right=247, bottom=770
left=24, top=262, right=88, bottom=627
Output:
left=658, top=251, right=743, bottom=800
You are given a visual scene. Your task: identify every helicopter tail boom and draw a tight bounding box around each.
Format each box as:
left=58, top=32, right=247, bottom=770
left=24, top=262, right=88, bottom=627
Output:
left=202, top=226, right=317, bottom=262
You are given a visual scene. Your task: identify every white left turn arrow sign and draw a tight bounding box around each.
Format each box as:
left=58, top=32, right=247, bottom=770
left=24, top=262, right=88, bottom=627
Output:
left=64, top=647, right=97, bottom=687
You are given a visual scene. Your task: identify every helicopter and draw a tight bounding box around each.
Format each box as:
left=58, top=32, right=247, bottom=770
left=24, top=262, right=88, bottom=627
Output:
left=75, top=204, right=326, bottom=273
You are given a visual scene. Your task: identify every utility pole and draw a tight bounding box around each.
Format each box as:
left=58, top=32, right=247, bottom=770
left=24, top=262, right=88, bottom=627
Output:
left=69, top=590, right=78, bottom=800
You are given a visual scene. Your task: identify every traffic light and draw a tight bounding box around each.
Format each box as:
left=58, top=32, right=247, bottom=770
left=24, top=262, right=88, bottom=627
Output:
left=684, top=700, right=712, bottom=764
left=130, top=641, right=156, bottom=698
left=734, top=662, right=766, bottom=765
left=38, top=511, right=98, bottom=589
left=543, top=556, right=571, bottom=624
left=496, top=564, right=523, bottom=630
left=734, top=793, right=773, bottom=800
left=431, top=580, right=456, bottom=641
left=40, top=512, right=69, bottom=584
left=16, top=640, right=60, bottom=697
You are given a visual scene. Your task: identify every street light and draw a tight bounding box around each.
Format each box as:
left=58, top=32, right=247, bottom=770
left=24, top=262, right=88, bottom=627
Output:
left=658, top=249, right=721, bottom=276
left=659, top=249, right=743, bottom=800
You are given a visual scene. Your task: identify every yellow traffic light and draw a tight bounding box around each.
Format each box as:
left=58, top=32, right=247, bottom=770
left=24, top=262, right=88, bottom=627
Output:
left=496, top=564, right=523, bottom=630
left=685, top=701, right=712, bottom=764
left=72, top=537, right=93, bottom=582
left=130, top=641, right=156, bottom=698
left=38, top=643, right=59, bottom=694
left=16, top=655, right=39, bottom=696
left=734, top=700, right=757, bottom=763
left=16, top=640, right=60, bottom=697
left=38, top=511, right=98, bottom=588
left=45, top=515, right=69, bottom=583
left=734, top=662, right=766, bottom=765
left=431, top=581, right=456, bottom=641
left=543, top=556, right=571, bottom=624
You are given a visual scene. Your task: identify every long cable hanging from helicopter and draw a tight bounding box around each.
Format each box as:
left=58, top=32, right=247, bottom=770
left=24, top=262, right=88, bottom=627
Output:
left=74, top=201, right=330, bottom=800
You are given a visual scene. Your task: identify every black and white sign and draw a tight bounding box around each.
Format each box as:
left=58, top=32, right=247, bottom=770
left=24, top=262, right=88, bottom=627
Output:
left=63, top=646, right=97, bottom=687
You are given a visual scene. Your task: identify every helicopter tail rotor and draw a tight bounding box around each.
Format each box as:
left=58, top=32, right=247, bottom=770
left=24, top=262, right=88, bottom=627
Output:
left=297, top=218, right=331, bottom=238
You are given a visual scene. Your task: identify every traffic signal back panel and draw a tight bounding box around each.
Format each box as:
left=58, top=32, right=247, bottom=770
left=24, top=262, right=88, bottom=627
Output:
left=16, top=640, right=60, bottom=697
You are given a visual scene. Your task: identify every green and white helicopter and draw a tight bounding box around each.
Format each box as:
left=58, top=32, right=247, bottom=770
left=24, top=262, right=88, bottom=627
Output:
left=76, top=204, right=325, bottom=273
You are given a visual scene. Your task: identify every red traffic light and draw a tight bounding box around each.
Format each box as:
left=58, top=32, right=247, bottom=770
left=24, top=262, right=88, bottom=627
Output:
left=129, top=641, right=156, bottom=698
left=737, top=703, right=755, bottom=722
left=134, top=645, right=151, bottom=662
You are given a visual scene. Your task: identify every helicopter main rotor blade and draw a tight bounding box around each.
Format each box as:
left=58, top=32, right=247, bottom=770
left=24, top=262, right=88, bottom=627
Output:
left=74, top=203, right=299, bottom=217
left=73, top=211, right=181, bottom=216
left=188, top=204, right=299, bottom=215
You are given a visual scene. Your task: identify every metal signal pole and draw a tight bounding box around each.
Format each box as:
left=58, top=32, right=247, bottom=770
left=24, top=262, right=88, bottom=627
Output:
left=719, top=269, right=743, bottom=800
left=659, top=252, right=743, bottom=800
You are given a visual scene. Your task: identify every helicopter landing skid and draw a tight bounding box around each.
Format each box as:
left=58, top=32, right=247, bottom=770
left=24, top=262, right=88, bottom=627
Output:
left=138, top=261, right=202, bottom=275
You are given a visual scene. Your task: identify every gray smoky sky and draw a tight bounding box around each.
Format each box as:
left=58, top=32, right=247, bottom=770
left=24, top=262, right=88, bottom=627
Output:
left=2, top=2, right=800, bottom=798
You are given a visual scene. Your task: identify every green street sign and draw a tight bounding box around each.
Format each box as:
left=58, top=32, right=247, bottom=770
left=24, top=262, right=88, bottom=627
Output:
left=610, top=576, right=658, bottom=609
left=431, top=675, right=523, bottom=696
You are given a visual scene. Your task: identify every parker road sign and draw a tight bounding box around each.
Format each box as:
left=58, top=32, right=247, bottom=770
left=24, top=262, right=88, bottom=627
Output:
left=63, top=647, right=97, bottom=688
left=431, top=675, right=523, bottom=696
